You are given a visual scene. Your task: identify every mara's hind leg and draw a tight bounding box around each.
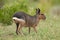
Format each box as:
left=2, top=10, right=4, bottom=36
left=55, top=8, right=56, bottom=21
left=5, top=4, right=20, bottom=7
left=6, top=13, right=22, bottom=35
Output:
left=18, top=20, right=25, bottom=35
left=18, top=24, right=24, bottom=35
left=16, top=23, right=23, bottom=35
left=16, top=23, right=19, bottom=35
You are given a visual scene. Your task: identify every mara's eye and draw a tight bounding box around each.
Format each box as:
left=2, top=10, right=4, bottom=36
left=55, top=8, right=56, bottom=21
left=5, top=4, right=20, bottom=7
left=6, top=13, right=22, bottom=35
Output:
left=41, top=14, right=44, bottom=15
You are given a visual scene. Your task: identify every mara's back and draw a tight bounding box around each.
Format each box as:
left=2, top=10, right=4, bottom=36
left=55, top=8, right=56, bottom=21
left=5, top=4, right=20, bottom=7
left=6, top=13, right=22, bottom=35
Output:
left=13, top=12, right=26, bottom=20
left=13, top=11, right=38, bottom=27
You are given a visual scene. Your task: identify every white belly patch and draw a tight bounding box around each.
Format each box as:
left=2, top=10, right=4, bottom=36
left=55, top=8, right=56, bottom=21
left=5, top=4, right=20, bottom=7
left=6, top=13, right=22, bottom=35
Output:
left=13, top=17, right=25, bottom=22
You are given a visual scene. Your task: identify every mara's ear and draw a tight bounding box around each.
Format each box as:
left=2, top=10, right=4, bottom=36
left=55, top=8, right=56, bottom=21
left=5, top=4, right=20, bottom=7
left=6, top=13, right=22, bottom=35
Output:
left=38, top=8, right=40, bottom=11
left=36, top=8, right=41, bottom=14
left=36, top=8, right=37, bottom=11
left=38, top=8, right=40, bottom=13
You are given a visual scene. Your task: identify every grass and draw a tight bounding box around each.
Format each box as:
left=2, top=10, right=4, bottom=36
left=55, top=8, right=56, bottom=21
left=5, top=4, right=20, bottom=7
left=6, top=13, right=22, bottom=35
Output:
left=0, top=0, right=60, bottom=40
left=0, top=13, right=60, bottom=40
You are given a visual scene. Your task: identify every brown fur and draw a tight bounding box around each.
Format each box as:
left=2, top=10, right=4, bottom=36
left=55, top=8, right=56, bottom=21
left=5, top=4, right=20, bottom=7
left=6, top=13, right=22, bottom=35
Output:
left=13, top=8, right=46, bottom=35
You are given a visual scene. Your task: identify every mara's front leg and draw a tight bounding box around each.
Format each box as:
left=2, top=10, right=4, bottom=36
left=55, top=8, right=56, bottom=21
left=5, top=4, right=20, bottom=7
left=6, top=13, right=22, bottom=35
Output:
left=29, top=27, right=31, bottom=34
left=33, top=24, right=37, bottom=33
left=33, top=27, right=37, bottom=33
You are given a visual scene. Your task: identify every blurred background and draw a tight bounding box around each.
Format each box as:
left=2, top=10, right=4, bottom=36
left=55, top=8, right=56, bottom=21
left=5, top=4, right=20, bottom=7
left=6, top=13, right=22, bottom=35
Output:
left=0, top=0, right=60, bottom=25
left=0, top=0, right=60, bottom=40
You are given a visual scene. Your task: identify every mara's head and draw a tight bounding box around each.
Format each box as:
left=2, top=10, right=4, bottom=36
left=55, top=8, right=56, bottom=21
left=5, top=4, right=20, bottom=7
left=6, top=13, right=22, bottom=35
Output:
left=39, top=14, right=46, bottom=20
left=36, top=8, right=46, bottom=20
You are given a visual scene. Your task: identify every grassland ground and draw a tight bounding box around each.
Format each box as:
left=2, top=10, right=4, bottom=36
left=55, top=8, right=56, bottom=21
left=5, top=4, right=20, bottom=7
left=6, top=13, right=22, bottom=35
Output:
left=0, top=13, right=60, bottom=40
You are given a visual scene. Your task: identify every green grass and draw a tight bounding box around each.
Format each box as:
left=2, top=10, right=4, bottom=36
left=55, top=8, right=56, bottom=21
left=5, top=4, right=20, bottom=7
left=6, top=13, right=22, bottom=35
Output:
left=0, top=0, right=60, bottom=40
left=0, top=13, right=60, bottom=40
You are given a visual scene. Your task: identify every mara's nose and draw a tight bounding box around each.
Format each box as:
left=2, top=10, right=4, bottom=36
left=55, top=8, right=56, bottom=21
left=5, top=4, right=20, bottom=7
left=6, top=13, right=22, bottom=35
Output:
left=43, top=16, right=46, bottom=20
